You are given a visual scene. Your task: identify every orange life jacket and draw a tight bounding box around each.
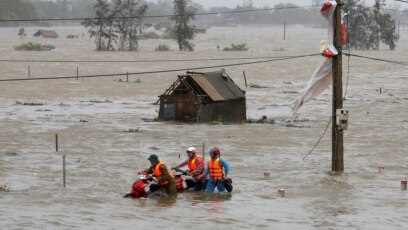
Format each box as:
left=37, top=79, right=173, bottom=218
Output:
left=208, top=158, right=223, bottom=179
left=187, top=155, right=201, bottom=171
left=153, top=162, right=174, bottom=178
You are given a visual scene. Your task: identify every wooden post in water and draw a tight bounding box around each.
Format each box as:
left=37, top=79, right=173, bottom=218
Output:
left=202, top=142, right=205, bottom=163
left=76, top=66, right=79, bottom=80
left=332, top=0, right=344, bottom=172
left=56, top=134, right=66, bottom=187
left=127, top=72, right=129, bottom=82
left=243, top=71, right=248, bottom=88
left=56, top=134, right=58, bottom=152
left=63, top=155, right=66, bottom=188
left=283, top=21, right=286, bottom=40
left=28, top=65, right=30, bottom=78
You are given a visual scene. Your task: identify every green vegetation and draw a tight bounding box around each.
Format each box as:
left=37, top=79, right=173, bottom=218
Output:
left=125, top=128, right=140, bottom=133
left=155, top=44, right=170, bottom=51
left=14, top=42, right=43, bottom=51
left=0, top=184, right=11, bottom=192
left=223, top=43, right=249, bottom=51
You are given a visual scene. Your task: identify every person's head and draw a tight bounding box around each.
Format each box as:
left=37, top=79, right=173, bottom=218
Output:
left=209, top=147, right=220, bottom=159
left=147, top=154, right=159, bottom=166
left=186, top=147, right=197, bottom=159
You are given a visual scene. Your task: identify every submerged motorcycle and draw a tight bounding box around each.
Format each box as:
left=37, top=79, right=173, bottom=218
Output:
left=123, top=171, right=184, bottom=198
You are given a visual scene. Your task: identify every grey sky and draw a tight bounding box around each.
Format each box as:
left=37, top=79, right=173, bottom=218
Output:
left=147, top=0, right=398, bottom=9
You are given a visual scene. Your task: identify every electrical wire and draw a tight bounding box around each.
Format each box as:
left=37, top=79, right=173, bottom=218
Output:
left=302, top=116, right=333, bottom=160
left=344, top=53, right=408, bottom=66
left=344, top=50, right=351, bottom=100
left=0, top=54, right=318, bottom=64
left=0, top=53, right=320, bottom=82
left=0, top=5, right=320, bottom=23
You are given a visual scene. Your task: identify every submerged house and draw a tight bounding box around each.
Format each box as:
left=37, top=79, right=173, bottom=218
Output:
left=158, top=70, right=246, bottom=122
left=33, top=30, right=59, bottom=38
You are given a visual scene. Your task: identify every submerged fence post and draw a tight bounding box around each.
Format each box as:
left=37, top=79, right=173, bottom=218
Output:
left=243, top=71, right=248, bottom=88
left=127, top=72, right=129, bottom=82
left=63, top=155, right=66, bottom=188
left=76, top=66, right=79, bottom=80
left=56, top=134, right=58, bottom=152
left=202, top=142, right=205, bottom=162
left=28, top=65, right=31, bottom=78
left=56, top=134, right=66, bottom=188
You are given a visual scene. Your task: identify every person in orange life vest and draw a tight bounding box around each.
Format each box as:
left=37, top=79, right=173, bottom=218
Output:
left=203, top=147, right=230, bottom=193
left=143, top=154, right=177, bottom=198
left=172, top=147, right=205, bottom=191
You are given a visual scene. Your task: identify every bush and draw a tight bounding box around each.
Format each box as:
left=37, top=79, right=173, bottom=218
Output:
left=155, top=44, right=170, bottom=51
left=14, top=42, right=42, bottom=51
left=223, top=43, right=249, bottom=51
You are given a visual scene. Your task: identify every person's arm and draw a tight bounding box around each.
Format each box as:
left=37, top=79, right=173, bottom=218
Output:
left=143, top=166, right=153, bottom=174
left=220, top=158, right=230, bottom=178
left=198, top=161, right=209, bottom=179
left=173, top=159, right=188, bottom=169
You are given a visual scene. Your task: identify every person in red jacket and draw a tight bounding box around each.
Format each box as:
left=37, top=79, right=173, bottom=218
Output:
left=172, top=147, right=205, bottom=191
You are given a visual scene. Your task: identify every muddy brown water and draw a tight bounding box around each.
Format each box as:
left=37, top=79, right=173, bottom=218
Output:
left=1, top=26, right=408, bottom=229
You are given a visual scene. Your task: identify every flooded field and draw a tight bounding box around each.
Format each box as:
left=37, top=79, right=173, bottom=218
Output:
left=1, top=25, right=408, bottom=229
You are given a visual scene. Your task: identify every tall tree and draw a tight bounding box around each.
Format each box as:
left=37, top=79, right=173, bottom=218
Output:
left=343, top=0, right=398, bottom=50
left=171, top=0, right=196, bottom=51
left=113, top=0, right=148, bottom=51
left=82, top=0, right=115, bottom=51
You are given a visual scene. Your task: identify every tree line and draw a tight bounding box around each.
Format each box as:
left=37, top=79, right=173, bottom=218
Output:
left=0, top=0, right=405, bottom=51
left=82, top=0, right=195, bottom=51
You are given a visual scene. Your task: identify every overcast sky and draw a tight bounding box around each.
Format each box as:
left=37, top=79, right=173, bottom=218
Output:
left=147, top=0, right=398, bottom=9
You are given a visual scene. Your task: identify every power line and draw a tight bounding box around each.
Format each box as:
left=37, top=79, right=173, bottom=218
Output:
left=0, top=5, right=319, bottom=23
left=303, top=116, right=333, bottom=160
left=0, top=54, right=316, bottom=64
left=344, top=53, right=408, bottom=66
left=0, top=53, right=319, bottom=82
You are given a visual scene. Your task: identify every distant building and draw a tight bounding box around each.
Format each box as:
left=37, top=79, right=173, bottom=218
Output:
left=158, top=70, right=246, bottom=122
left=33, top=30, right=59, bottom=38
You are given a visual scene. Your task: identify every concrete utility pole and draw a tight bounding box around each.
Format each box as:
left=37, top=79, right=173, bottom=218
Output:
left=332, top=0, right=344, bottom=172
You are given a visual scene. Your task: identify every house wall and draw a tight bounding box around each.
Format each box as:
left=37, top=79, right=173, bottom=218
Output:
left=159, top=92, right=198, bottom=122
left=159, top=97, right=247, bottom=123
left=198, top=99, right=246, bottom=122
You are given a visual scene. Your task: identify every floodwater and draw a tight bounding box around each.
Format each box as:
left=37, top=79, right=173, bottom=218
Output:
left=0, top=25, right=407, bottom=229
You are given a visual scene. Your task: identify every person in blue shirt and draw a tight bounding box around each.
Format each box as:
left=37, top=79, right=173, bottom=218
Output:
left=201, top=147, right=230, bottom=193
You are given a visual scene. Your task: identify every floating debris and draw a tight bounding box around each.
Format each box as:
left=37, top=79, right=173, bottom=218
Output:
left=247, top=116, right=275, bottom=124
left=0, top=185, right=11, bottom=192
left=249, top=83, right=268, bottom=88
left=79, top=119, right=89, bottom=123
left=16, top=101, right=44, bottom=106
left=125, top=128, right=140, bottom=133
left=89, top=99, right=113, bottom=103
left=283, top=90, right=299, bottom=94
left=4, top=152, right=18, bottom=156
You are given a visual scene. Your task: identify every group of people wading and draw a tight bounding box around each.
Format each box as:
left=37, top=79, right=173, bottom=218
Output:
left=142, top=146, right=231, bottom=198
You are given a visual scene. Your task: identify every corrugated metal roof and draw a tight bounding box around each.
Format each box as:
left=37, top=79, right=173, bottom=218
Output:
left=34, top=30, right=59, bottom=38
left=191, top=75, right=224, bottom=101
left=190, top=71, right=245, bottom=101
